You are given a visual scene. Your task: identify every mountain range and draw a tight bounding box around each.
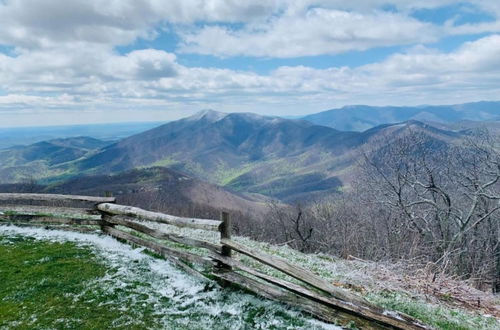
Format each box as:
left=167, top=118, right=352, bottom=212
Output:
left=0, top=107, right=480, bottom=203
left=75, top=110, right=356, bottom=200
left=302, top=101, right=500, bottom=131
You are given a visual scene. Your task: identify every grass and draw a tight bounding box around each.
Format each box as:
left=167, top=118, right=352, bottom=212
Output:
left=0, top=235, right=160, bottom=329
left=2, top=221, right=497, bottom=330
left=1, top=211, right=18, bottom=216
left=250, top=239, right=499, bottom=330
left=0, top=229, right=339, bottom=330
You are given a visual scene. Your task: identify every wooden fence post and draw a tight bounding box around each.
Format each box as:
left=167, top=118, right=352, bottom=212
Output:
left=218, top=211, right=232, bottom=271
left=220, top=211, right=231, bottom=257
left=99, top=213, right=115, bottom=232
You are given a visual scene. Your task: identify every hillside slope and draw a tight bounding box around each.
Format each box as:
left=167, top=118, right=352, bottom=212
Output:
left=0, top=137, right=109, bottom=184
left=46, top=167, right=270, bottom=219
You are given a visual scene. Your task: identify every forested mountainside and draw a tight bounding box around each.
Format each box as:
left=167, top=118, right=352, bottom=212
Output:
left=1, top=110, right=468, bottom=202
left=0, top=137, right=109, bottom=184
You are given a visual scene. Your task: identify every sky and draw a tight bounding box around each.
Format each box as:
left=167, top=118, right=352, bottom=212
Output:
left=1, top=0, right=500, bottom=127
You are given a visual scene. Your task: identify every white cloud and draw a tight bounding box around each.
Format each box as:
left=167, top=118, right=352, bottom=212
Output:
left=0, top=0, right=152, bottom=48
left=179, top=8, right=439, bottom=58
left=0, top=46, right=178, bottom=95
left=103, top=49, right=178, bottom=80
left=1, top=0, right=498, bottom=58
left=2, top=34, right=500, bottom=120
left=0, top=0, right=500, bottom=125
left=0, top=0, right=284, bottom=50
left=1, top=0, right=498, bottom=53
left=0, top=93, right=75, bottom=106
left=177, top=1, right=500, bottom=59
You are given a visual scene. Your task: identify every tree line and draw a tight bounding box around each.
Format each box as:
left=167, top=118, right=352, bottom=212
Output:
left=236, top=129, right=499, bottom=293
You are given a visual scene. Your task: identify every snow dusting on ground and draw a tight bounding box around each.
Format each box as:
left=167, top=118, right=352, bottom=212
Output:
left=0, top=225, right=341, bottom=330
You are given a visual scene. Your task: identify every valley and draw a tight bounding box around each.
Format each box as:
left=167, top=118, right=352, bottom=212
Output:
left=0, top=107, right=481, bottom=203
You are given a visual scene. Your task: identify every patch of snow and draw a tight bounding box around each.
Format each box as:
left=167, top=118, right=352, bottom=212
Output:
left=383, top=310, right=404, bottom=321
left=0, top=225, right=341, bottom=329
left=389, top=123, right=407, bottom=128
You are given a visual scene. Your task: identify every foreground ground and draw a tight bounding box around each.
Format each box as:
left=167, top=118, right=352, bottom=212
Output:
left=138, top=221, right=500, bottom=330
left=0, top=226, right=337, bottom=330
left=0, top=224, right=498, bottom=329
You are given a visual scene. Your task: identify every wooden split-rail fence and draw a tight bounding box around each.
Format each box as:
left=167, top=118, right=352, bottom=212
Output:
left=0, top=193, right=429, bottom=330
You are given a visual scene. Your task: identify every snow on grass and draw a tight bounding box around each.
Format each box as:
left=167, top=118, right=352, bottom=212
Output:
left=0, top=225, right=341, bottom=330
left=138, top=221, right=500, bottom=330
left=4, top=219, right=497, bottom=329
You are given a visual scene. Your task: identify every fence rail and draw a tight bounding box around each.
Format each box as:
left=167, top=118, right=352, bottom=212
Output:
left=97, top=203, right=222, bottom=231
left=0, top=193, right=429, bottom=330
left=0, top=193, right=116, bottom=203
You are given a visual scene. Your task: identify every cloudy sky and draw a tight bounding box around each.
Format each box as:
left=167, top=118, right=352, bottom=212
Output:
left=1, top=0, right=500, bottom=127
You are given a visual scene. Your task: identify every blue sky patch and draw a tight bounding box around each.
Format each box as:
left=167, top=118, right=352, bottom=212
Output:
left=411, top=3, right=496, bottom=25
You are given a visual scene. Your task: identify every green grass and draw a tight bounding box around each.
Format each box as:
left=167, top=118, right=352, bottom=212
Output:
left=3, top=223, right=496, bottom=330
left=0, top=230, right=338, bottom=330
left=0, top=236, right=159, bottom=329
left=1, top=211, right=18, bottom=216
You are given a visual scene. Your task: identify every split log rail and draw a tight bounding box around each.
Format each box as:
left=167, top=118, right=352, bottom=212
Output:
left=0, top=193, right=429, bottom=329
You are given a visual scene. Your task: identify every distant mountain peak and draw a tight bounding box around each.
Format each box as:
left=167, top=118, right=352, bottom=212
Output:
left=188, top=109, right=228, bottom=122
left=303, top=101, right=500, bottom=131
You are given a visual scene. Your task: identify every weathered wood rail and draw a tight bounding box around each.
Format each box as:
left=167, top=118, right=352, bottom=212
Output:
left=0, top=193, right=429, bottom=329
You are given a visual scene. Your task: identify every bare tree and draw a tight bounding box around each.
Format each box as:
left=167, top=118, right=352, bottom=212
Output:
left=360, top=129, right=500, bottom=289
left=265, top=201, right=315, bottom=252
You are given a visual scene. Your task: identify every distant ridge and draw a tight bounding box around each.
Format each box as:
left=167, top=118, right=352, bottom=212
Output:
left=0, top=121, right=165, bottom=149
left=302, top=101, right=500, bottom=131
